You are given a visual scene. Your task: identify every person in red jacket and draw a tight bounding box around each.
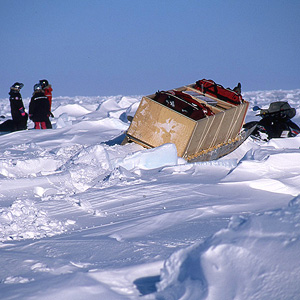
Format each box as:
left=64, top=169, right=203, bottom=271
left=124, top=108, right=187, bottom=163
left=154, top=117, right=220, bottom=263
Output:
left=29, top=83, right=51, bottom=129
left=39, top=79, right=53, bottom=128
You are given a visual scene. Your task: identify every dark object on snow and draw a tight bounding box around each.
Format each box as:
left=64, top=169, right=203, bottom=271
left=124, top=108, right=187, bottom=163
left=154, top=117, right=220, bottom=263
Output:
left=29, top=88, right=51, bottom=129
left=127, top=115, right=134, bottom=122
left=244, top=101, right=300, bottom=141
left=0, top=120, right=15, bottom=132
left=8, top=82, right=28, bottom=131
left=258, top=101, right=296, bottom=120
left=39, top=79, right=53, bottom=128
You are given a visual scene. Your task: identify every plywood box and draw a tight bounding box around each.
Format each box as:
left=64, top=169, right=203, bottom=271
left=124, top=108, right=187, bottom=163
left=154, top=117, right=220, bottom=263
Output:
left=125, top=84, right=249, bottom=161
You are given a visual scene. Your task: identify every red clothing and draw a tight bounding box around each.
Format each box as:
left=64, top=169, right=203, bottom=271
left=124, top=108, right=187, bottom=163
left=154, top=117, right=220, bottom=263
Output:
left=34, top=122, right=47, bottom=129
left=44, top=85, right=53, bottom=109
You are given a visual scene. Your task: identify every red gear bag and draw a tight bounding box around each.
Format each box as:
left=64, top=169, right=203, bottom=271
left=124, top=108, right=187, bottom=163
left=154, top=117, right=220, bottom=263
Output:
left=195, top=79, right=243, bottom=106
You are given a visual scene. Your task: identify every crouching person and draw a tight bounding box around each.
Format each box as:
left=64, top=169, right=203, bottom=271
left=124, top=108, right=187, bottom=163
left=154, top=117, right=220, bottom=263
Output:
left=29, top=83, right=51, bottom=129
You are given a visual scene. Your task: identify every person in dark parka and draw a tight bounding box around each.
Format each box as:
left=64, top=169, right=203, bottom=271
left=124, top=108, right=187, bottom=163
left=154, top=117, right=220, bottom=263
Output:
left=39, top=79, right=53, bottom=129
left=4, top=82, right=28, bottom=131
left=29, top=83, right=51, bottom=129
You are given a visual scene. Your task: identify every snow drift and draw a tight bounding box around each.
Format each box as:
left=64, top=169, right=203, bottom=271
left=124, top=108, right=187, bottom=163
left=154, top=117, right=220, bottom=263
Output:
left=156, top=196, right=300, bottom=300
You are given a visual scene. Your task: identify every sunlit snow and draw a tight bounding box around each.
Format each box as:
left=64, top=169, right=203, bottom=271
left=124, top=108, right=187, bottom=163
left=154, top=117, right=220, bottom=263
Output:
left=0, top=89, right=300, bottom=299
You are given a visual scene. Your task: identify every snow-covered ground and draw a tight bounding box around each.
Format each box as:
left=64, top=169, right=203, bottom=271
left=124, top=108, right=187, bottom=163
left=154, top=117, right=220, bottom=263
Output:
left=0, top=89, right=300, bottom=299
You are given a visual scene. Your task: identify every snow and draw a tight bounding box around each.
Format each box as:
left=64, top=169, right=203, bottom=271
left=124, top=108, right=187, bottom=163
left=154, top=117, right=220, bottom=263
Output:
left=0, top=89, right=300, bottom=299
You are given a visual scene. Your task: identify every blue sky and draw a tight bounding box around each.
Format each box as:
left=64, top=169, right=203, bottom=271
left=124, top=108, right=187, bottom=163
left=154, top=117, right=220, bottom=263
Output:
left=1, top=0, right=299, bottom=99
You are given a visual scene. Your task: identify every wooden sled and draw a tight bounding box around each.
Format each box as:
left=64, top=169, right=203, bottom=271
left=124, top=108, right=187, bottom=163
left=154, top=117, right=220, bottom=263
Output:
left=123, top=82, right=250, bottom=162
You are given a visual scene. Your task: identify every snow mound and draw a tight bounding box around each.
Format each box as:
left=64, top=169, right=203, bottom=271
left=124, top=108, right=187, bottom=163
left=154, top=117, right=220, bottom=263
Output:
left=0, top=200, right=69, bottom=241
left=53, top=104, right=92, bottom=117
left=117, top=143, right=178, bottom=170
left=156, top=196, right=300, bottom=300
left=0, top=157, right=61, bottom=177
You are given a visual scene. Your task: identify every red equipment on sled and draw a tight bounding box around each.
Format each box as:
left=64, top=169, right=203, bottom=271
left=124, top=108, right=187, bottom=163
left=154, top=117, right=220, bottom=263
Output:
left=154, top=90, right=215, bottom=121
left=195, top=79, right=243, bottom=106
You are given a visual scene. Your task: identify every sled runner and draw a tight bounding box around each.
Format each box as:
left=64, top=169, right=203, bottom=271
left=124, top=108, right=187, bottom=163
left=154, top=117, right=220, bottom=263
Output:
left=123, top=80, right=250, bottom=162
left=187, top=123, right=256, bottom=162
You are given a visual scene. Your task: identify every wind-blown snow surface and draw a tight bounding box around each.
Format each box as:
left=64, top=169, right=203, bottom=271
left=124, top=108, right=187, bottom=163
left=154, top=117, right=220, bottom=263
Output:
left=0, top=89, right=300, bottom=299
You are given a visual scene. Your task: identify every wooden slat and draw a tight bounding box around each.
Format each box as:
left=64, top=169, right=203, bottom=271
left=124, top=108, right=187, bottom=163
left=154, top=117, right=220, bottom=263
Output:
left=185, top=84, right=235, bottom=110
left=127, top=97, right=196, bottom=157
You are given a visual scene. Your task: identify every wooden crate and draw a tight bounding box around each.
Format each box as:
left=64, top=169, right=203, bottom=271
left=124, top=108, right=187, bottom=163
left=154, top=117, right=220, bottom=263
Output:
left=126, top=84, right=249, bottom=161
